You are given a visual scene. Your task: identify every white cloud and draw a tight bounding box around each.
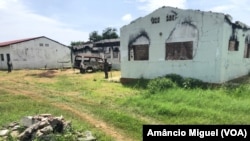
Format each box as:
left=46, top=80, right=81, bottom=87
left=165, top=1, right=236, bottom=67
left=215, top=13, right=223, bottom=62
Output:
left=122, top=14, right=133, bottom=22
left=137, top=0, right=186, bottom=12
left=0, top=0, right=88, bottom=45
left=0, top=0, right=6, bottom=9
left=208, top=0, right=250, bottom=25
left=210, top=5, right=235, bottom=13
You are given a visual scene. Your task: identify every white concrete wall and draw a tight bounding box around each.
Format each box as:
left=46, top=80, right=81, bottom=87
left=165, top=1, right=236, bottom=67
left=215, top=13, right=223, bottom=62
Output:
left=220, top=22, right=250, bottom=82
left=120, top=7, right=230, bottom=83
left=0, top=37, right=71, bottom=70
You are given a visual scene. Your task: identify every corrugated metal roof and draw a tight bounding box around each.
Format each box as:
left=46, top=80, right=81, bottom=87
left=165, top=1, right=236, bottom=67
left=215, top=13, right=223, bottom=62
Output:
left=94, top=38, right=120, bottom=47
left=0, top=36, right=42, bottom=47
left=0, top=36, right=68, bottom=47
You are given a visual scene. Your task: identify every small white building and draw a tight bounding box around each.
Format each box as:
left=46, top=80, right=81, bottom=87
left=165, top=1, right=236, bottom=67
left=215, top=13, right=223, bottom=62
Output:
left=0, top=36, right=71, bottom=70
left=120, top=6, right=250, bottom=83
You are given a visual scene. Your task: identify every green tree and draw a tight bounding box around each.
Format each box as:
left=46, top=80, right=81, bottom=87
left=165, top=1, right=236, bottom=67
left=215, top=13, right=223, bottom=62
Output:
left=102, top=27, right=119, bottom=40
left=70, top=41, right=84, bottom=47
left=89, top=31, right=102, bottom=42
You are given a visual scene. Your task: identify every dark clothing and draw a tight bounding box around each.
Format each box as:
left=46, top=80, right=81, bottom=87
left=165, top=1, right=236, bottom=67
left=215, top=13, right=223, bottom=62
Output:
left=104, top=70, right=108, bottom=79
left=104, top=59, right=109, bottom=79
left=7, top=61, right=12, bottom=73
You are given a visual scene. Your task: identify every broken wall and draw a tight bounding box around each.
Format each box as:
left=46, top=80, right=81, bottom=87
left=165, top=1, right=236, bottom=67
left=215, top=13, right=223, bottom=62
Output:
left=220, top=21, right=250, bottom=82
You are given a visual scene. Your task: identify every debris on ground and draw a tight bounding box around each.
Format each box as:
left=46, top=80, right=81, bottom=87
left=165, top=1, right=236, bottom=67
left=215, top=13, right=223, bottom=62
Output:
left=0, top=114, right=96, bottom=141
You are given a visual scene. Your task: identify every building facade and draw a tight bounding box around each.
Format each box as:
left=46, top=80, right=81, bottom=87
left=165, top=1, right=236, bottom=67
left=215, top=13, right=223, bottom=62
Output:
left=120, top=6, right=250, bottom=83
left=0, top=36, right=71, bottom=70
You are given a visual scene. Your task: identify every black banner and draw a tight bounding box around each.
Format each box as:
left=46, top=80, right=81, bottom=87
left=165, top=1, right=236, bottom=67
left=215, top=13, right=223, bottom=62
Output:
left=143, top=125, right=250, bottom=141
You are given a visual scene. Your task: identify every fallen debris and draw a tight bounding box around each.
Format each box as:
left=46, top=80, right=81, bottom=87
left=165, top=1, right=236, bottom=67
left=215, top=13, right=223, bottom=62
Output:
left=0, top=114, right=96, bottom=141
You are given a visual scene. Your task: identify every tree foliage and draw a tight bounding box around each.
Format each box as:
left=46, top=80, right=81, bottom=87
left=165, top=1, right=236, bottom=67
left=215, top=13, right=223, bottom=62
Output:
left=70, top=41, right=84, bottom=47
left=71, top=27, right=119, bottom=45
left=89, top=27, right=119, bottom=42
left=102, top=27, right=119, bottom=40
left=89, top=31, right=102, bottom=42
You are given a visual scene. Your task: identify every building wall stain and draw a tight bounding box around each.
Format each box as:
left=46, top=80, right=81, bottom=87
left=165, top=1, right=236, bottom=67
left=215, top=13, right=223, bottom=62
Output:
left=128, top=30, right=150, bottom=61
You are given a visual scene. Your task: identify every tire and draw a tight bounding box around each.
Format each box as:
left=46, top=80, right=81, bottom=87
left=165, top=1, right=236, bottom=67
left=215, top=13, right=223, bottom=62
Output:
left=80, top=68, right=86, bottom=74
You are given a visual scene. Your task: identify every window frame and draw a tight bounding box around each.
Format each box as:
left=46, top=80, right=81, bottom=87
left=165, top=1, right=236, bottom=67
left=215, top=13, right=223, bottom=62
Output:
left=0, top=54, right=4, bottom=61
left=165, top=41, right=193, bottom=60
left=244, top=43, right=250, bottom=58
left=228, top=40, right=239, bottom=51
left=132, top=44, right=149, bottom=61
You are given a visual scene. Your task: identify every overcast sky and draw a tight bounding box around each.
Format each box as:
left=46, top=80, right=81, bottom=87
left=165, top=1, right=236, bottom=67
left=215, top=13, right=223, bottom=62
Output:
left=0, top=0, right=250, bottom=46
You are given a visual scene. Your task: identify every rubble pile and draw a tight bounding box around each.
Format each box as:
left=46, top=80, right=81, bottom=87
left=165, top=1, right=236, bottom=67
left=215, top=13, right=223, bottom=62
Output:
left=0, top=114, right=96, bottom=141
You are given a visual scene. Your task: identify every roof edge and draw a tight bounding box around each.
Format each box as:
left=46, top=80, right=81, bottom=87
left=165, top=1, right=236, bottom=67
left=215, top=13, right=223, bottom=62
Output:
left=0, top=36, right=68, bottom=47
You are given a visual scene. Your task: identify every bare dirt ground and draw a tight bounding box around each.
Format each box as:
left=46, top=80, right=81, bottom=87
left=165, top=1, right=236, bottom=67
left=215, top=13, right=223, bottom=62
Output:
left=0, top=69, right=135, bottom=141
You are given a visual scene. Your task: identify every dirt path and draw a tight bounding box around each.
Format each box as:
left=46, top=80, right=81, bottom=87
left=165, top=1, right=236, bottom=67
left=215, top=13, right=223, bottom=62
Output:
left=0, top=86, right=135, bottom=141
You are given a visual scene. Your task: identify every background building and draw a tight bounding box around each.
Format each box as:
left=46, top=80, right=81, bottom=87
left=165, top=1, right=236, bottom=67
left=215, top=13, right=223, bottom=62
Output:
left=72, top=39, right=121, bottom=70
left=0, top=36, right=71, bottom=70
left=120, top=6, right=250, bottom=83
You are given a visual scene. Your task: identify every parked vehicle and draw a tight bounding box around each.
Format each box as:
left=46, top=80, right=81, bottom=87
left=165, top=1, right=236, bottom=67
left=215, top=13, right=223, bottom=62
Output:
left=73, top=55, right=112, bottom=73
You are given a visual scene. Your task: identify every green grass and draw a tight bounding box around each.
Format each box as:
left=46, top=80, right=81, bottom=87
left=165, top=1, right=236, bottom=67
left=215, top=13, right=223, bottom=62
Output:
left=0, top=70, right=250, bottom=141
left=0, top=90, right=113, bottom=141
left=121, top=87, right=250, bottom=124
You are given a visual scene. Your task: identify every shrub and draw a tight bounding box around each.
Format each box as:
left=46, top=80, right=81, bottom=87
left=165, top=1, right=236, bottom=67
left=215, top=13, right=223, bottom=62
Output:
left=164, top=74, right=207, bottom=89
left=164, top=74, right=184, bottom=87
left=182, top=77, right=206, bottom=89
left=147, top=77, right=175, bottom=94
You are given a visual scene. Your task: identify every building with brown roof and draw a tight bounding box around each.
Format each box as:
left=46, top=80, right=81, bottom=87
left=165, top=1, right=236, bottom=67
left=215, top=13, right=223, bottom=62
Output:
left=0, top=36, right=71, bottom=70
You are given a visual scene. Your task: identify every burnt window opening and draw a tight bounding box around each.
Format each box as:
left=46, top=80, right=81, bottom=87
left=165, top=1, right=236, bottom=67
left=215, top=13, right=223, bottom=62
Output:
left=0, top=54, right=4, bottom=61
left=228, top=40, right=239, bottom=51
left=244, top=44, right=250, bottom=58
left=45, top=44, right=49, bottom=47
left=104, top=47, right=110, bottom=54
left=113, top=52, right=119, bottom=58
left=6, top=54, right=10, bottom=61
left=39, top=43, right=43, bottom=47
left=133, top=44, right=149, bottom=61
left=128, top=30, right=150, bottom=61
left=166, top=41, right=193, bottom=60
left=113, top=47, right=119, bottom=58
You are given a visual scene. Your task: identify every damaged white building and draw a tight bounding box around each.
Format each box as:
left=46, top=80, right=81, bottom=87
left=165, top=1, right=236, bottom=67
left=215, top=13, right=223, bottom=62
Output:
left=120, top=6, right=250, bottom=83
left=0, top=36, right=71, bottom=70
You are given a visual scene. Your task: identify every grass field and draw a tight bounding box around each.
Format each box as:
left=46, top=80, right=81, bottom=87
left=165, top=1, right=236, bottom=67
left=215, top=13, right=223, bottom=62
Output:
left=0, top=69, right=250, bottom=141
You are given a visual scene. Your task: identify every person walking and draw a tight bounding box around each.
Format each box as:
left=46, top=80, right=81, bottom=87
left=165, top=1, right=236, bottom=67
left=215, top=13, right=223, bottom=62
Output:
left=103, top=59, right=109, bottom=79
left=7, top=60, right=12, bottom=73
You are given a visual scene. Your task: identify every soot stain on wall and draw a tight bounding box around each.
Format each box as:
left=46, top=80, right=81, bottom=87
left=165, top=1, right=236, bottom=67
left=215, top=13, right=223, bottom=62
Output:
left=128, top=30, right=150, bottom=61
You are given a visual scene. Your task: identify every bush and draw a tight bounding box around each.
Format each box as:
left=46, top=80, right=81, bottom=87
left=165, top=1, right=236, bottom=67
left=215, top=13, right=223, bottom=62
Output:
left=182, top=77, right=207, bottom=89
left=164, top=74, right=207, bottom=89
left=146, top=74, right=207, bottom=94
left=147, top=77, right=176, bottom=94
left=165, top=74, right=184, bottom=87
